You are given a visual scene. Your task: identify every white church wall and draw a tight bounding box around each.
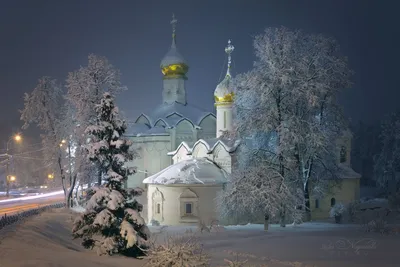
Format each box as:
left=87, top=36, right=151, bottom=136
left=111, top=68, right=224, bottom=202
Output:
left=212, top=143, right=232, bottom=174
left=172, top=144, right=192, bottom=164
left=175, top=119, right=195, bottom=147
left=127, top=135, right=172, bottom=188
left=147, top=184, right=223, bottom=225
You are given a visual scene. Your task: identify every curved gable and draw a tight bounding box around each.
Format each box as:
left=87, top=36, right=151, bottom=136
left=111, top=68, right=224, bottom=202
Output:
left=192, top=140, right=210, bottom=158
left=166, top=112, right=183, bottom=120
left=198, top=113, right=216, bottom=126
left=135, top=113, right=151, bottom=126
left=154, top=118, right=169, bottom=128
left=212, top=142, right=230, bottom=158
left=175, top=118, right=195, bottom=128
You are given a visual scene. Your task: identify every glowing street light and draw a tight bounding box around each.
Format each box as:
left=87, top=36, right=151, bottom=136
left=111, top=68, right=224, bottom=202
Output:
left=5, top=134, right=22, bottom=197
left=8, top=175, right=16, bottom=182
left=14, top=134, right=22, bottom=142
left=48, top=174, right=54, bottom=179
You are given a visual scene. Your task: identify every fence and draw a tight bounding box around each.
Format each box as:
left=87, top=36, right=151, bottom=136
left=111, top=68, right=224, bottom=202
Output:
left=0, top=202, right=65, bottom=230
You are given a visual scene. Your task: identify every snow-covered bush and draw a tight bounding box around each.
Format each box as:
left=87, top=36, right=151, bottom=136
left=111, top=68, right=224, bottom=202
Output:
left=346, top=200, right=361, bottom=222
left=329, top=203, right=345, bottom=218
left=144, top=234, right=210, bottom=267
left=365, top=219, right=388, bottom=234
left=72, top=93, right=149, bottom=256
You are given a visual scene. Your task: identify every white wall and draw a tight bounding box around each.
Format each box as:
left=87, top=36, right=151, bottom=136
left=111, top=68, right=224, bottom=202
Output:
left=216, top=104, right=233, bottom=138
left=147, top=184, right=223, bottom=225
left=127, top=135, right=172, bottom=188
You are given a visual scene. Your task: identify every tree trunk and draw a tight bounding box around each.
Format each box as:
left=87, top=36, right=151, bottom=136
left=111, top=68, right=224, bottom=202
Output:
left=97, top=166, right=102, bottom=185
left=279, top=204, right=286, bottom=227
left=67, top=173, right=78, bottom=208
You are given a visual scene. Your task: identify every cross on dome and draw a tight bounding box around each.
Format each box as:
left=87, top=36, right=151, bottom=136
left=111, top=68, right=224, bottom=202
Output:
left=225, top=39, right=235, bottom=77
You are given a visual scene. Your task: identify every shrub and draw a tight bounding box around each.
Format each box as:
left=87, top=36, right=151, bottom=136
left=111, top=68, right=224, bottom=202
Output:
left=144, top=234, right=210, bottom=267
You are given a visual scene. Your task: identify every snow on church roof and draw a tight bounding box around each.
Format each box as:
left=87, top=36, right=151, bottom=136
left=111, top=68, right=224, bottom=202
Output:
left=167, top=138, right=240, bottom=156
left=143, top=157, right=228, bottom=185
left=338, top=163, right=362, bottom=179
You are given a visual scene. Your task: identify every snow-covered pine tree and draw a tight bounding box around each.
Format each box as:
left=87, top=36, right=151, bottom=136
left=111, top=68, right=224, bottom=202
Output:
left=72, top=92, right=149, bottom=256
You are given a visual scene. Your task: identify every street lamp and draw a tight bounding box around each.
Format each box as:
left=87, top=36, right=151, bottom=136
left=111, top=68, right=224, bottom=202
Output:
left=48, top=174, right=54, bottom=179
left=6, top=175, right=16, bottom=196
left=5, top=134, right=22, bottom=197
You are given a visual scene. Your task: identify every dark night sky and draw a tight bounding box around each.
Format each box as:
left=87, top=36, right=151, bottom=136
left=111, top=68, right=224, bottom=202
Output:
left=0, top=0, right=399, bottom=142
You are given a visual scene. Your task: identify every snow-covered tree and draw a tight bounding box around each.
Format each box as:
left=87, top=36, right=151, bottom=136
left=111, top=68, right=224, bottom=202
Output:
left=223, top=27, right=352, bottom=224
left=373, top=111, right=400, bottom=196
left=72, top=92, right=149, bottom=256
left=66, top=54, right=127, bottom=185
left=20, top=77, right=69, bottom=193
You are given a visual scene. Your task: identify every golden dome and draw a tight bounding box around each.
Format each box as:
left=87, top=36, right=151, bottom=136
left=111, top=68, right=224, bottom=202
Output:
left=214, top=74, right=234, bottom=106
left=161, top=63, right=188, bottom=79
left=160, top=14, right=188, bottom=80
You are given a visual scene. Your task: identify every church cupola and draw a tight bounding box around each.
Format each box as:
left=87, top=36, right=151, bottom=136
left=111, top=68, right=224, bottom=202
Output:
left=160, top=14, right=188, bottom=105
left=215, top=40, right=235, bottom=138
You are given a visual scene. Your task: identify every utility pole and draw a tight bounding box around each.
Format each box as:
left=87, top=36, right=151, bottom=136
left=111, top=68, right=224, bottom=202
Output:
left=5, top=134, right=22, bottom=197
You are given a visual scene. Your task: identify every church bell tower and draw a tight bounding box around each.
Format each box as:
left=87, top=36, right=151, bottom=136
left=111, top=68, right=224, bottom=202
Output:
left=160, top=14, right=188, bottom=105
left=214, top=40, right=235, bottom=138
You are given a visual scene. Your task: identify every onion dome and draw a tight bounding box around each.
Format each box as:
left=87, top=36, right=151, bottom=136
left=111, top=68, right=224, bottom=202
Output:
left=214, top=40, right=235, bottom=105
left=160, top=14, right=189, bottom=80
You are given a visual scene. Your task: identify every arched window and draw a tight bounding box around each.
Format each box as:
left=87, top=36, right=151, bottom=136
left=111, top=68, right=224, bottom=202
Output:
left=152, top=188, right=164, bottom=222
left=330, top=197, right=336, bottom=207
left=179, top=188, right=199, bottom=223
left=340, top=146, right=347, bottom=163
left=315, top=199, right=320, bottom=209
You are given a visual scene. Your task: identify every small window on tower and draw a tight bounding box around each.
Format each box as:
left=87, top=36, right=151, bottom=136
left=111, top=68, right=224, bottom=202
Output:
left=340, top=146, right=347, bottom=163
left=224, top=111, right=227, bottom=128
left=315, top=199, right=320, bottom=209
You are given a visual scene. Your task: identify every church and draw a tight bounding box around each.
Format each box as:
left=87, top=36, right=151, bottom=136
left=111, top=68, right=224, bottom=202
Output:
left=125, top=15, right=361, bottom=225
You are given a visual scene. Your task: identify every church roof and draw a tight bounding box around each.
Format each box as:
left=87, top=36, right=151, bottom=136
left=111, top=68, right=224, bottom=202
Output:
left=149, top=102, right=214, bottom=126
left=143, top=157, right=228, bottom=185
left=126, top=102, right=215, bottom=136
left=160, top=46, right=187, bottom=68
left=167, top=138, right=240, bottom=156
left=338, top=163, right=362, bottom=179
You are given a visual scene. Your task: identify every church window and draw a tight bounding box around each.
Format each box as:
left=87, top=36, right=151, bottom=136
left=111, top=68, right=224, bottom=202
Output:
left=184, top=203, right=192, bottom=214
left=330, top=197, right=336, bottom=207
left=315, top=199, right=320, bottom=209
left=179, top=188, right=198, bottom=222
left=224, top=111, right=227, bottom=128
left=152, top=188, right=164, bottom=222
left=156, top=203, right=161, bottom=214
left=340, top=146, right=347, bottom=163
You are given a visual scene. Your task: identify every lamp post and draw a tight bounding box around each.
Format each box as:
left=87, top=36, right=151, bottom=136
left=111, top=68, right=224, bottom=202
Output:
left=5, top=134, right=22, bottom=197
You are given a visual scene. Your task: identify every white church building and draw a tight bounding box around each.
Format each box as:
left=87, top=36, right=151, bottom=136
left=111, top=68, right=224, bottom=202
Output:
left=125, top=15, right=237, bottom=225
left=125, top=15, right=361, bottom=225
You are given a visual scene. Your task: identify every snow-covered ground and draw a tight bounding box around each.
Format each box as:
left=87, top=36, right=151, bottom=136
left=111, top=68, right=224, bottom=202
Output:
left=0, top=209, right=398, bottom=267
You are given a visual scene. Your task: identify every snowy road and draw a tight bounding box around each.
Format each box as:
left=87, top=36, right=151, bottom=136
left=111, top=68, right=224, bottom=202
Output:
left=0, top=193, right=64, bottom=216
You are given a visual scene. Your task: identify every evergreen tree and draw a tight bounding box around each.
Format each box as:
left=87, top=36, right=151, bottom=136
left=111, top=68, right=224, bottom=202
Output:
left=72, top=92, right=149, bottom=256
